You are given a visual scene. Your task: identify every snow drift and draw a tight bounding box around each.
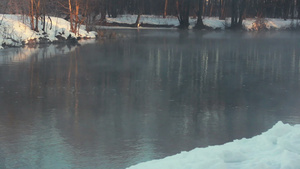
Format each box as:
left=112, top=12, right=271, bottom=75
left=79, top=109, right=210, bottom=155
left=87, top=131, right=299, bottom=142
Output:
left=0, top=14, right=96, bottom=49
left=127, top=121, right=300, bottom=169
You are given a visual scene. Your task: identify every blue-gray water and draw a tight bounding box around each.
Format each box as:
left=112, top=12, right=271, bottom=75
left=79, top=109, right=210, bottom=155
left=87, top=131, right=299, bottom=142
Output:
left=1, top=30, right=300, bottom=169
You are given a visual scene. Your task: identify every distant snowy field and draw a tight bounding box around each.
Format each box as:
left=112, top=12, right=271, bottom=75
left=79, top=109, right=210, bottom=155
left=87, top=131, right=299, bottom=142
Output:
left=0, top=14, right=96, bottom=49
left=127, top=122, right=300, bottom=169
left=105, top=15, right=296, bottom=30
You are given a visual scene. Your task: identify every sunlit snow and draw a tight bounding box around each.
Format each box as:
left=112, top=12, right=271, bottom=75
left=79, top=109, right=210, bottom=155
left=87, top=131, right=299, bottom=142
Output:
left=0, top=14, right=96, bottom=48
left=127, top=121, right=300, bottom=169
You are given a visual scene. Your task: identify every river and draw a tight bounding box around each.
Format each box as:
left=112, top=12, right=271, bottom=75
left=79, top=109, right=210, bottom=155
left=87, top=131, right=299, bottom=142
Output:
left=1, top=30, right=300, bottom=169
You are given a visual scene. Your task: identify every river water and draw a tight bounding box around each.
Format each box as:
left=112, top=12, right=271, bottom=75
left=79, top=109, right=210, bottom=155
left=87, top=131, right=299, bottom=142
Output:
left=1, top=30, right=300, bottom=169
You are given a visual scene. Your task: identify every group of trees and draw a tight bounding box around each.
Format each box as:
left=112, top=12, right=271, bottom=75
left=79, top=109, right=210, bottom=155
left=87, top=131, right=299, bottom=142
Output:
left=1, top=0, right=300, bottom=31
left=175, top=0, right=300, bottom=29
left=1, top=0, right=98, bottom=34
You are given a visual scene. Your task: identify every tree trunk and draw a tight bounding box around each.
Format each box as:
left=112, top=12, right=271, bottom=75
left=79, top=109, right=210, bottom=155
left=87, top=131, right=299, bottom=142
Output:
left=111, top=0, right=117, bottom=18
left=30, top=0, right=34, bottom=30
left=219, top=0, right=226, bottom=20
left=291, top=0, right=295, bottom=19
left=194, top=0, right=204, bottom=29
left=84, top=0, right=90, bottom=32
left=35, top=0, right=40, bottom=32
left=135, top=0, right=143, bottom=27
left=42, top=13, right=45, bottom=31
left=238, top=0, right=246, bottom=26
left=74, top=0, right=79, bottom=35
left=41, top=0, right=46, bottom=31
left=135, top=14, right=141, bottom=27
left=68, top=0, right=74, bottom=32
left=209, top=0, right=213, bottom=17
left=177, top=0, right=190, bottom=29
left=100, top=0, right=106, bottom=22
left=163, top=0, right=168, bottom=18
left=231, top=0, right=238, bottom=28
left=283, top=0, right=289, bottom=20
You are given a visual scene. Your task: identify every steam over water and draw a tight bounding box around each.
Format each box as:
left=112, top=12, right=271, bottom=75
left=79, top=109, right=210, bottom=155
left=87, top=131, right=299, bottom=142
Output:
left=1, top=30, right=300, bottom=169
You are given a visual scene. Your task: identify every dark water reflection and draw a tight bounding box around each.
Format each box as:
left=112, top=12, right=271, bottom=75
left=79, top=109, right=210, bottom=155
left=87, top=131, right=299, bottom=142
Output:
left=1, top=30, right=300, bottom=169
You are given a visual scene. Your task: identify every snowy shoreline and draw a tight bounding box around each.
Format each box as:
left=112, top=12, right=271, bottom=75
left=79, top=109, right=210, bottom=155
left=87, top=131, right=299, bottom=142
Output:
left=1, top=14, right=299, bottom=49
left=0, top=14, right=96, bottom=49
left=104, top=15, right=300, bottom=31
left=127, top=121, right=300, bottom=169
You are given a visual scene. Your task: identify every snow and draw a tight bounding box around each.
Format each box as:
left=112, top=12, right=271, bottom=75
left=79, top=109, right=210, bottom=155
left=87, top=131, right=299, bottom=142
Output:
left=106, top=15, right=298, bottom=30
left=243, top=18, right=294, bottom=30
left=0, top=14, right=297, bottom=48
left=106, top=15, right=180, bottom=26
left=0, top=14, right=96, bottom=48
left=127, top=121, right=300, bottom=169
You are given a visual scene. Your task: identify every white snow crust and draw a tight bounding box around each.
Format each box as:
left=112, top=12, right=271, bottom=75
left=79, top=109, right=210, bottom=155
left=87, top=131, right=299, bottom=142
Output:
left=0, top=14, right=96, bottom=48
left=127, top=121, right=300, bottom=169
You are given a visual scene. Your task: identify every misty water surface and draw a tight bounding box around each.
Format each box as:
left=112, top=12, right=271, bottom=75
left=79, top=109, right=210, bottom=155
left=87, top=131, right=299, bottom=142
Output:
left=1, top=30, right=300, bottom=169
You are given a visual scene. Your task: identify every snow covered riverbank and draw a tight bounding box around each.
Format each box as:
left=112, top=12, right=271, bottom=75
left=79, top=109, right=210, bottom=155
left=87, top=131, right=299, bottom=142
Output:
left=0, top=14, right=298, bottom=49
left=103, top=15, right=298, bottom=31
left=0, top=14, right=96, bottom=49
left=127, top=121, right=300, bottom=169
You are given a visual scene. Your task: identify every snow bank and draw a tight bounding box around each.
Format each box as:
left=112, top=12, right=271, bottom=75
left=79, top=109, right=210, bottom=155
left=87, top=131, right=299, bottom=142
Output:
left=0, top=14, right=96, bottom=48
left=127, top=121, right=300, bottom=169
left=106, top=15, right=297, bottom=30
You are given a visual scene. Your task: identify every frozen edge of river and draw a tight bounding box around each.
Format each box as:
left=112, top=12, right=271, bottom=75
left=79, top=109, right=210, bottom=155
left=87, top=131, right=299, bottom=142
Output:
left=127, top=121, right=300, bottom=169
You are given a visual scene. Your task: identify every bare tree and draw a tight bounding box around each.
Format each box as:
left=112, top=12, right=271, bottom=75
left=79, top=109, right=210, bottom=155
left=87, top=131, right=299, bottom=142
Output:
left=219, top=0, right=226, bottom=20
left=29, top=0, right=34, bottom=30
left=194, top=0, right=204, bottom=29
left=99, top=0, right=106, bottom=22
left=231, top=0, right=246, bottom=29
left=135, top=0, right=144, bottom=27
left=27, top=0, right=46, bottom=31
left=34, top=0, right=40, bottom=31
left=163, top=0, right=168, bottom=18
left=68, top=0, right=85, bottom=34
left=177, top=0, right=191, bottom=29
